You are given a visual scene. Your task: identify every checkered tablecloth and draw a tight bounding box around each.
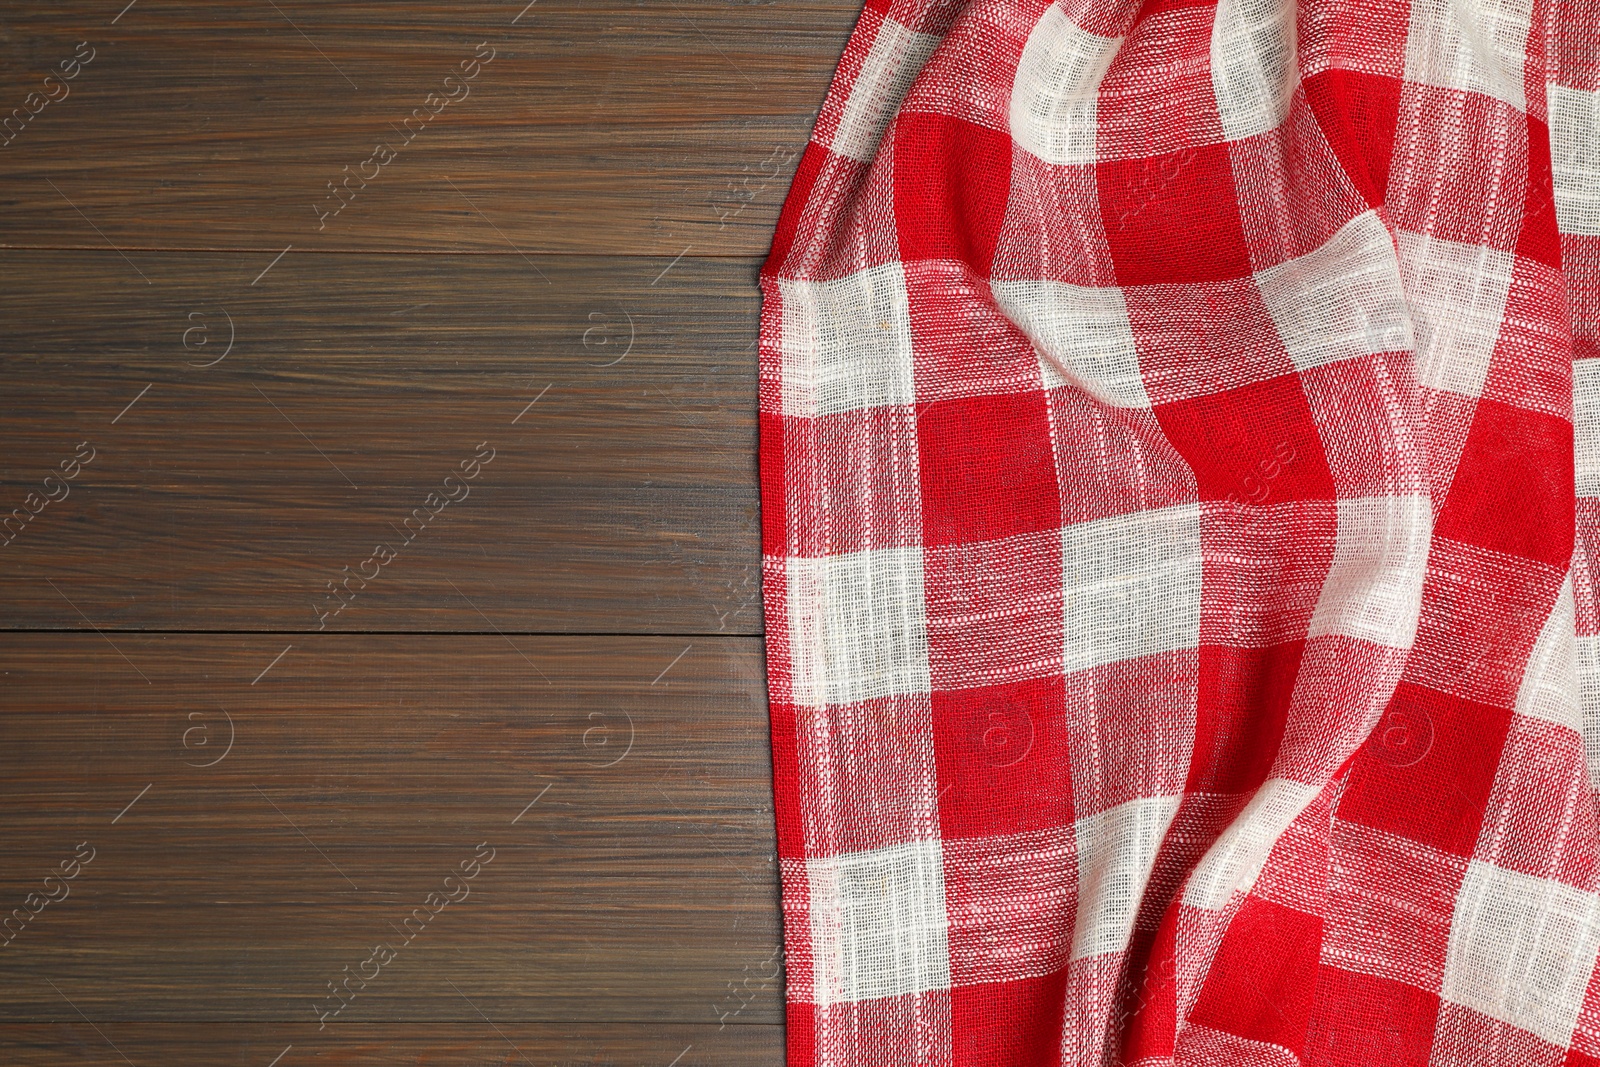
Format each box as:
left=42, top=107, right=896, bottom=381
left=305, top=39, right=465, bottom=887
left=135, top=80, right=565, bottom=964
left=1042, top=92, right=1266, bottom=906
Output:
left=756, top=0, right=1600, bottom=1062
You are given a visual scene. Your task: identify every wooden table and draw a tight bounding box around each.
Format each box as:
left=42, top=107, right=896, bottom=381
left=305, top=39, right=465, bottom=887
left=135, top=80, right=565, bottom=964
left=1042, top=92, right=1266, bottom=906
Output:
left=0, top=3, right=855, bottom=1062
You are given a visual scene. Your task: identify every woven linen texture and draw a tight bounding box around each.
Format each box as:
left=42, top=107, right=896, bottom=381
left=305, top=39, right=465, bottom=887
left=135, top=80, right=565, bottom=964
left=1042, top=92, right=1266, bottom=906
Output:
left=756, top=0, right=1600, bottom=1062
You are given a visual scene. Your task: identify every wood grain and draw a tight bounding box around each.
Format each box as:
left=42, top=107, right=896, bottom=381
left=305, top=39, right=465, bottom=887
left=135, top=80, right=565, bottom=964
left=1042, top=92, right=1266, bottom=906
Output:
left=0, top=1022, right=782, bottom=1066
left=0, top=251, right=761, bottom=634
left=0, top=0, right=816, bottom=1059
left=0, top=634, right=781, bottom=1022
left=0, top=0, right=855, bottom=255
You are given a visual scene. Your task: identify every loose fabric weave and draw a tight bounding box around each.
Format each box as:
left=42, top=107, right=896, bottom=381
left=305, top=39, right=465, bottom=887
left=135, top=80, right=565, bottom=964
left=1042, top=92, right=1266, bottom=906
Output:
left=757, top=0, right=1600, bottom=1062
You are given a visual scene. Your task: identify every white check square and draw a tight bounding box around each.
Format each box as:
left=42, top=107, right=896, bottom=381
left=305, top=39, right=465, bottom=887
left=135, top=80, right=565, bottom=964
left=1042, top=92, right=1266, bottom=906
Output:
left=808, top=839, right=952, bottom=1004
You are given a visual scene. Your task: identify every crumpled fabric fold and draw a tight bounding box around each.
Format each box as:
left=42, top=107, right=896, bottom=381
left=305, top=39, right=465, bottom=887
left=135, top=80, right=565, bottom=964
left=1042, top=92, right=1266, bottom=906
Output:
left=758, top=0, right=1600, bottom=1062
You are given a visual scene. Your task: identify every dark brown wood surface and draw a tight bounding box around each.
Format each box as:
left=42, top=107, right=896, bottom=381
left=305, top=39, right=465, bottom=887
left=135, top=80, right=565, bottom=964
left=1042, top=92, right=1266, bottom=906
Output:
left=0, top=1023, right=784, bottom=1067
left=0, top=251, right=761, bottom=633
left=0, top=0, right=850, bottom=1061
left=0, top=636, right=779, bottom=1022
left=0, top=0, right=853, bottom=254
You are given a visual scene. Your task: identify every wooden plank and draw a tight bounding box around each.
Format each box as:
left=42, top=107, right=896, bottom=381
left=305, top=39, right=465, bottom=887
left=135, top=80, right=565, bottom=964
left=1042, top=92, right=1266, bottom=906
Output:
left=0, top=1023, right=784, bottom=1066
left=0, top=634, right=783, bottom=1022
left=0, top=0, right=853, bottom=254
left=0, top=251, right=761, bottom=633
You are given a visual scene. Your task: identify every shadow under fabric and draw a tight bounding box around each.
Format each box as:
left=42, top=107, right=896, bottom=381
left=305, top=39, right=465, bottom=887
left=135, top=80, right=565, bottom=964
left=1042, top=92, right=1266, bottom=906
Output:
left=755, top=0, right=1600, bottom=1063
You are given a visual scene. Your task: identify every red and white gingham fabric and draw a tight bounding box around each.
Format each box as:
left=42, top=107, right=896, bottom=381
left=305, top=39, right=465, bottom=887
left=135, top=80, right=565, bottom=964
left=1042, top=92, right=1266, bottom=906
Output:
left=756, top=0, right=1600, bottom=1062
